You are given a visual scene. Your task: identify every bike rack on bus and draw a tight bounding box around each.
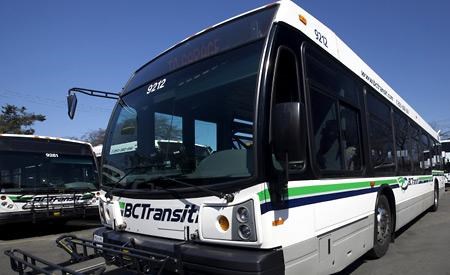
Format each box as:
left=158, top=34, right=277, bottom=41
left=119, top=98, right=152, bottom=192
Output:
left=4, top=235, right=179, bottom=275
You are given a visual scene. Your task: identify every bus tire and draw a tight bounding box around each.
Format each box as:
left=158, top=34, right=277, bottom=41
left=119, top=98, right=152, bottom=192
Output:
left=431, top=183, right=439, bottom=212
left=368, top=195, right=392, bottom=259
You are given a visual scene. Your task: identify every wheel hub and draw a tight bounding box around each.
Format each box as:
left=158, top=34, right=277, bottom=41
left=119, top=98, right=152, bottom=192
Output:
left=376, top=206, right=390, bottom=244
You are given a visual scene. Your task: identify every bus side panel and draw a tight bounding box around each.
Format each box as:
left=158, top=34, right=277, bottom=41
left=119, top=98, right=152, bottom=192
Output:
left=283, top=237, right=319, bottom=275
left=260, top=203, right=316, bottom=249
left=281, top=213, right=374, bottom=275
left=394, top=177, right=434, bottom=231
left=326, top=214, right=374, bottom=274
left=314, top=192, right=375, bottom=232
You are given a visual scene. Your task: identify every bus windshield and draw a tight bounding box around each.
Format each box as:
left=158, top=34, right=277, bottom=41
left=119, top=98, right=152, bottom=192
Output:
left=102, top=38, right=269, bottom=190
left=0, top=151, right=97, bottom=192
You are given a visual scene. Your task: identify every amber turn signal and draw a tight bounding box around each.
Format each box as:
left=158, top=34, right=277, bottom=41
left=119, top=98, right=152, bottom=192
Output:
left=218, top=215, right=230, bottom=232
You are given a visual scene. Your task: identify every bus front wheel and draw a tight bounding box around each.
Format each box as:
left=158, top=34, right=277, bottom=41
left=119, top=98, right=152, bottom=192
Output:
left=368, top=195, right=392, bottom=259
left=431, top=184, right=439, bottom=212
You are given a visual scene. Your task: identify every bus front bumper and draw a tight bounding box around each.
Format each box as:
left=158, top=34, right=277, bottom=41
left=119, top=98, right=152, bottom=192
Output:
left=94, top=227, right=284, bottom=275
left=0, top=206, right=98, bottom=224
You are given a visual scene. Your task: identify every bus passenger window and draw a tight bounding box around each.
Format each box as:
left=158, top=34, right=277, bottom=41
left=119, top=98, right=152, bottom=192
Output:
left=410, top=127, right=422, bottom=174
left=311, top=91, right=343, bottom=170
left=420, top=133, right=431, bottom=173
left=340, top=105, right=361, bottom=170
left=306, top=47, right=363, bottom=174
left=394, top=112, right=411, bottom=174
left=367, top=91, right=395, bottom=173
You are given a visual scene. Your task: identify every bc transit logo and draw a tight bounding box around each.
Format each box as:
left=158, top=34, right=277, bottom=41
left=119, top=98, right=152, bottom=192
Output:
left=398, top=177, right=429, bottom=191
left=398, top=177, right=408, bottom=190
left=121, top=203, right=199, bottom=223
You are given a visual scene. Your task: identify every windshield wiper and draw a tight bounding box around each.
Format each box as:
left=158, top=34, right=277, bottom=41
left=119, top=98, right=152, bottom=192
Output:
left=104, top=165, right=158, bottom=199
left=138, top=175, right=235, bottom=203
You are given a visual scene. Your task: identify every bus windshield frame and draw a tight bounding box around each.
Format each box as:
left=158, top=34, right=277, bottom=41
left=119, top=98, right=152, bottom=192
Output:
left=123, top=6, right=277, bottom=94
left=101, top=7, right=278, bottom=195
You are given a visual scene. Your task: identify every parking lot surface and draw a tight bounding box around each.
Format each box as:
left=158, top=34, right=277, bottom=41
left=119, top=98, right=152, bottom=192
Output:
left=1, top=191, right=449, bottom=275
left=339, top=190, right=450, bottom=275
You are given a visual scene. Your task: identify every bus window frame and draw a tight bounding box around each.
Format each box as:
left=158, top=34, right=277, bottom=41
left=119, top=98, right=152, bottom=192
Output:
left=364, top=88, right=398, bottom=176
left=301, top=42, right=365, bottom=179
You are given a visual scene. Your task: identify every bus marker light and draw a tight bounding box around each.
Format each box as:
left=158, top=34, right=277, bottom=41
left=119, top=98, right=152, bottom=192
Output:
left=299, top=15, right=307, bottom=25
left=0, top=195, right=6, bottom=200
left=370, top=181, right=375, bottom=188
left=272, top=218, right=285, bottom=226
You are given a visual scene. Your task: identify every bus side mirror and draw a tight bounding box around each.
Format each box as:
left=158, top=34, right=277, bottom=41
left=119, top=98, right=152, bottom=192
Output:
left=272, top=102, right=306, bottom=171
left=67, top=93, right=78, bottom=120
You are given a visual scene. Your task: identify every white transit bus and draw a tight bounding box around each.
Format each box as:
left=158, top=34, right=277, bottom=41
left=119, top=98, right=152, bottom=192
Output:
left=0, top=134, right=100, bottom=224
left=6, top=1, right=446, bottom=274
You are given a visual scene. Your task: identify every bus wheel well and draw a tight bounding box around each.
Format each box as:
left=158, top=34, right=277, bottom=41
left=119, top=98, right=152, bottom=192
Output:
left=379, top=185, right=396, bottom=242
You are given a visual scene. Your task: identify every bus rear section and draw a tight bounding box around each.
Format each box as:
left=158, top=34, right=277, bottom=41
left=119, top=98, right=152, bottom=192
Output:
left=0, top=134, right=100, bottom=224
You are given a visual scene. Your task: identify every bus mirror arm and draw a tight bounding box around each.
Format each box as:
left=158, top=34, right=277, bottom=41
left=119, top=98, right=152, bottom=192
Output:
left=67, top=87, right=120, bottom=119
left=270, top=102, right=307, bottom=207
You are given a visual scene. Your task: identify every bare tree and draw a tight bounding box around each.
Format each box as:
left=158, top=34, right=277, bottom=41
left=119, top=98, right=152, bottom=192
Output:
left=429, top=120, right=450, bottom=140
left=80, top=128, right=106, bottom=146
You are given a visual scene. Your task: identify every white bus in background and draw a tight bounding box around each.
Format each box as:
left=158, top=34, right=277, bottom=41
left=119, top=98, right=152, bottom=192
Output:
left=0, top=134, right=100, bottom=224
left=6, top=1, right=446, bottom=274
left=441, top=139, right=450, bottom=184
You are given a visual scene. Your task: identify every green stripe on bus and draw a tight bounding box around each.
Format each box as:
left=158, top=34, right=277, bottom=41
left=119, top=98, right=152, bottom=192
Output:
left=417, top=176, right=433, bottom=182
left=287, top=179, right=397, bottom=198
left=257, top=178, right=399, bottom=203
left=432, top=170, right=444, bottom=176
left=8, top=195, right=33, bottom=202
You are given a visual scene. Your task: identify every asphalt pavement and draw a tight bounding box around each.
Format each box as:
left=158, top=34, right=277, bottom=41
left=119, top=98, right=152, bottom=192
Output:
left=339, top=189, right=450, bottom=275
left=1, top=191, right=449, bottom=275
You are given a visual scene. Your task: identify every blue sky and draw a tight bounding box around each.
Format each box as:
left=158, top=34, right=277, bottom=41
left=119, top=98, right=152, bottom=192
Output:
left=1, top=0, right=449, bottom=138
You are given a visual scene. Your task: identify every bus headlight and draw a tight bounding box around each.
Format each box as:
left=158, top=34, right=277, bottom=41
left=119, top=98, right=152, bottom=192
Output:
left=236, top=206, right=250, bottom=223
left=200, top=199, right=258, bottom=243
left=238, top=224, right=252, bottom=240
